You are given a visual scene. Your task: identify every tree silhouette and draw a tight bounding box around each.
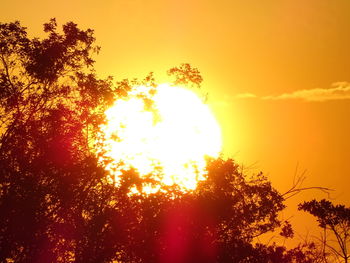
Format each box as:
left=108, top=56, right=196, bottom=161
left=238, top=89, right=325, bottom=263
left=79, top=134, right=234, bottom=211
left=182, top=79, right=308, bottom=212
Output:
left=0, top=19, right=328, bottom=263
left=299, top=199, right=350, bottom=263
left=116, top=158, right=286, bottom=263
left=0, top=18, right=118, bottom=262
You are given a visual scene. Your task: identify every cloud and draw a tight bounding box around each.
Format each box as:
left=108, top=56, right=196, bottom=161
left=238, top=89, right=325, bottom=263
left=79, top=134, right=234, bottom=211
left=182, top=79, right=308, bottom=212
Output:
left=235, top=93, right=257, bottom=99
left=235, top=82, right=350, bottom=102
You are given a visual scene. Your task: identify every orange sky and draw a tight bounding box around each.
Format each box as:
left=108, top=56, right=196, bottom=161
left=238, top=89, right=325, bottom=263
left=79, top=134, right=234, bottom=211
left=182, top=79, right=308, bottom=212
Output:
left=2, top=0, right=350, bottom=244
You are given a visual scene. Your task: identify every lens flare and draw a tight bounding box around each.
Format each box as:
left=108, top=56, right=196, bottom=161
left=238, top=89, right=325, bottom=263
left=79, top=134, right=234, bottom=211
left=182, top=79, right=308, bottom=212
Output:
left=96, top=84, right=221, bottom=194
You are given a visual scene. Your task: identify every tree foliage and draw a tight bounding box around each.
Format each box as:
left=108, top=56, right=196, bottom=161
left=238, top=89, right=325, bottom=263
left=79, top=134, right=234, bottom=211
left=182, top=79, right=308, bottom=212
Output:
left=299, top=199, right=350, bottom=262
left=0, top=18, right=116, bottom=263
left=0, top=19, right=331, bottom=263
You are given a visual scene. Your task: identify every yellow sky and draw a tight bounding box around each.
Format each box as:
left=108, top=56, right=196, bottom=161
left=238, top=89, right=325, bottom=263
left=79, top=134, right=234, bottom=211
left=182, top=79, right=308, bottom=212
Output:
left=2, top=0, right=350, bottom=242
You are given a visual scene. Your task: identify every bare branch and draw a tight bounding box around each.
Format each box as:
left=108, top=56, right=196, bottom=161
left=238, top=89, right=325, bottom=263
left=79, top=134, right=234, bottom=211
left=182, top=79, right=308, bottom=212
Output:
left=282, top=166, right=334, bottom=199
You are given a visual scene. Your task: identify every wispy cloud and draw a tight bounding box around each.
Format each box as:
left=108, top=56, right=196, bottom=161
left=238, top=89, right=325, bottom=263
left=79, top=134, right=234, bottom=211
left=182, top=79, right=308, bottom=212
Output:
left=235, top=93, right=257, bottom=99
left=235, top=82, right=350, bottom=102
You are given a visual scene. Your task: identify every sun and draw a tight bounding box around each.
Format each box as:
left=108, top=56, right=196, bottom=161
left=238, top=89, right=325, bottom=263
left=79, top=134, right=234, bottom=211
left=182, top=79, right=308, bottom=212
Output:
left=96, top=83, right=222, bottom=194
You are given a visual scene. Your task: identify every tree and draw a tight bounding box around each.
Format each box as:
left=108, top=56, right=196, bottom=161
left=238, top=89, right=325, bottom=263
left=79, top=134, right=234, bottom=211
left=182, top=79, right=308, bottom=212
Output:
left=0, top=18, right=121, bottom=262
left=0, top=19, right=320, bottom=263
left=117, top=158, right=286, bottom=263
left=299, top=199, right=350, bottom=263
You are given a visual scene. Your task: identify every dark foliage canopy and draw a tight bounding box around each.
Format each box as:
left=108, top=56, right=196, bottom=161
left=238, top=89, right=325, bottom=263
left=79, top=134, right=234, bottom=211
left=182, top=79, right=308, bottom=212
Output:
left=0, top=19, right=325, bottom=263
left=299, top=199, right=350, bottom=262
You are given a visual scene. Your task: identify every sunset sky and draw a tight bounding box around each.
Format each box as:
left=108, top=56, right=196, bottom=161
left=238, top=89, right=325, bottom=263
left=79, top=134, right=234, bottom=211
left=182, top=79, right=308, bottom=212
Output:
left=2, top=0, right=350, bottom=242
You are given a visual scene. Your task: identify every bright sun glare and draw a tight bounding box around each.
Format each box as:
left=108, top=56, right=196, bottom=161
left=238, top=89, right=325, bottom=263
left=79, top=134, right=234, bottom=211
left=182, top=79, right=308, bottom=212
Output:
left=96, top=84, right=222, bottom=194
